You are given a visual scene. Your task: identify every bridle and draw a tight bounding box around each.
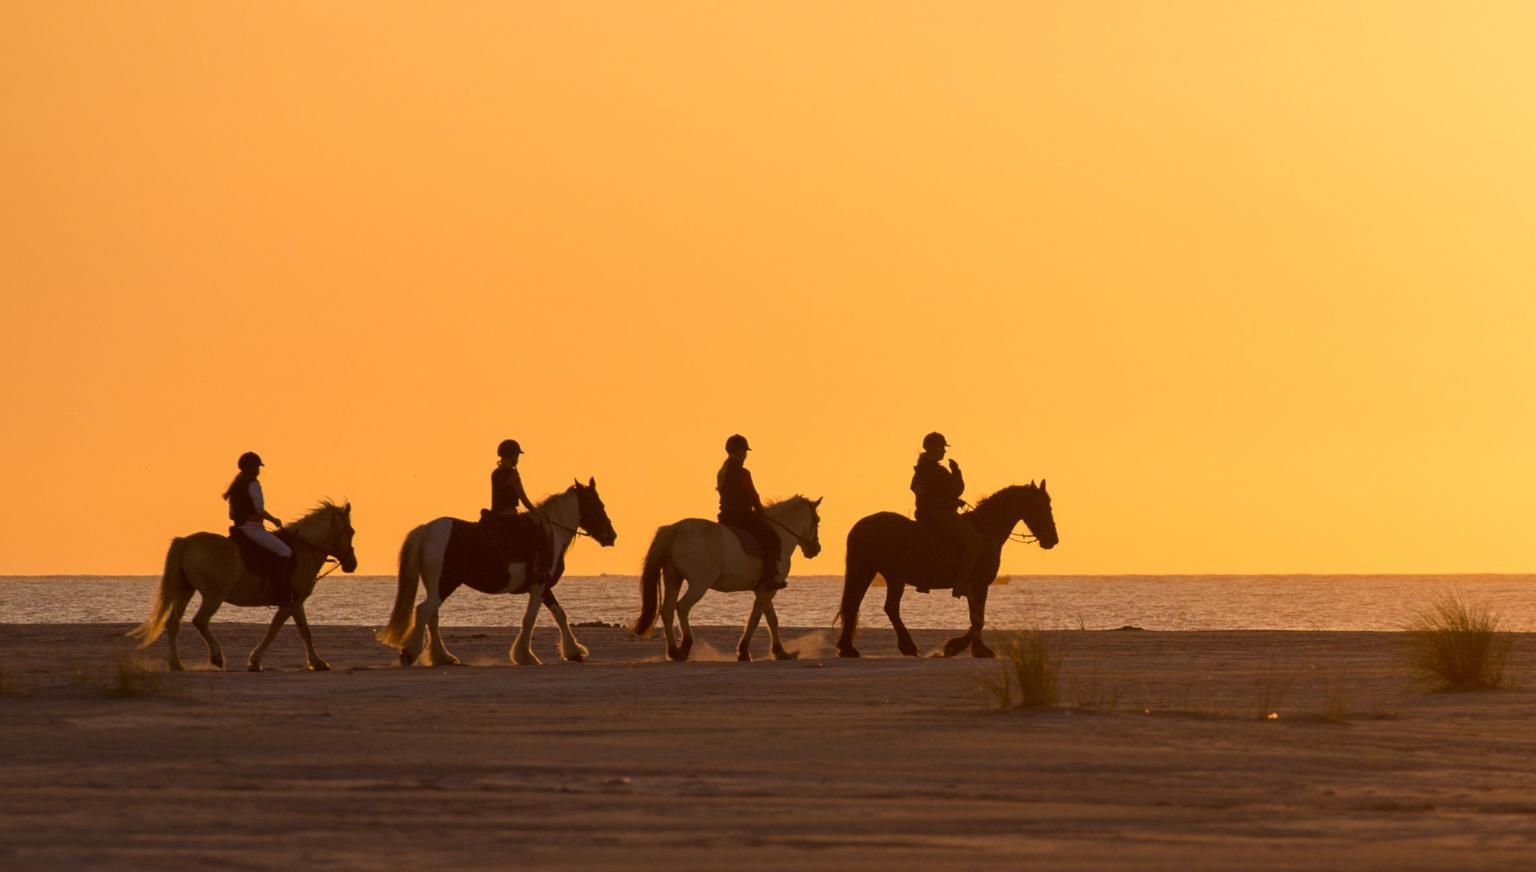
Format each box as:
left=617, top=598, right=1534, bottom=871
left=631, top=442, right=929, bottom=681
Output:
left=765, top=504, right=817, bottom=549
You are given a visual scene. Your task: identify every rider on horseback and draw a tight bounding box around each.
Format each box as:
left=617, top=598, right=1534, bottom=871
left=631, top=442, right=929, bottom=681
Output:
left=717, top=434, right=784, bottom=591
left=489, top=439, right=549, bottom=587
left=911, top=432, right=983, bottom=598
left=223, top=451, right=293, bottom=602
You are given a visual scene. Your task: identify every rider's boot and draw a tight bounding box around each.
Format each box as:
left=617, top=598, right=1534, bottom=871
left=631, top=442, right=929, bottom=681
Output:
left=757, top=554, right=787, bottom=591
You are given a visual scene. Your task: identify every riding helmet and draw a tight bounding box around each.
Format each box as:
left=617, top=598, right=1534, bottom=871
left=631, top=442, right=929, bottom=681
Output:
left=725, top=434, right=751, bottom=453
left=237, top=451, right=264, bottom=472
left=922, top=432, right=949, bottom=451
left=497, top=439, right=523, bottom=458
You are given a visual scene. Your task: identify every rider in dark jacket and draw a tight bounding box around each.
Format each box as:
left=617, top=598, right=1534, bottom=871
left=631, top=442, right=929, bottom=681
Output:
left=489, top=439, right=548, bottom=586
left=911, top=432, right=983, bottom=598
left=717, top=434, right=784, bottom=591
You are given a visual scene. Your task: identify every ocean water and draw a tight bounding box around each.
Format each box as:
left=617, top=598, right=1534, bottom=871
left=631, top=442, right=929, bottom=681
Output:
left=1, top=574, right=1533, bottom=632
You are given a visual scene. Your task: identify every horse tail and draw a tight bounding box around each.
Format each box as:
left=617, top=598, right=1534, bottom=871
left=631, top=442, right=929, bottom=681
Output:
left=376, top=525, right=425, bottom=649
left=128, top=537, right=189, bottom=646
left=631, top=525, right=676, bottom=637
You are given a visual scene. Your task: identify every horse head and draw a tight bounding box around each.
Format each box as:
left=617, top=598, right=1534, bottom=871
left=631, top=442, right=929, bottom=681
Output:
left=293, top=500, right=358, bottom=572
left=769, top=495, right=823, bottom=558
left=1018, top=480, right=1058, bottom=549
left=572, top=477, right=618, bottom=547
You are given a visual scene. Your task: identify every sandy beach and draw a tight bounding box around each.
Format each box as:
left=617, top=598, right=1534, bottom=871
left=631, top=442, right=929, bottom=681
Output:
left=2, top=623, right=1534, bottom=870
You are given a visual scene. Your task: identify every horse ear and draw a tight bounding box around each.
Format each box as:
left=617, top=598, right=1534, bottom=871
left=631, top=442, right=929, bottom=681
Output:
left=1030, top=479, right=1036, bottom=488
left=573, top=477, right=580, bottom=487
left=588, top=476, right=596, bottom=488
left=1040, top=479, right=1047, bottom=493
left=813, top=497, right=823, bottom=508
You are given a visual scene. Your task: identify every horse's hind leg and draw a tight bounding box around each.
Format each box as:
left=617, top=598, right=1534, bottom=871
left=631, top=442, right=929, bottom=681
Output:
left=425, top=607, right=460, bottom=666
left=737, top=594, right=766, bottom=661
left=291, top=601, right=329, bottom=671
left=835, top=563, right=877, bottom=659
left=543, top=589, right=589, bottom=663
left=661, top=571, right=683, bottom=661
left=884, top=582, right=919, bottom=657
left=247, top=605, right=293, bottom=671
left=164, top=588, right=195, bottom=672
left=763, top=597, right=797, bottom=661
left=967, top=584, right=994, bottom=659
left=190, top=595, right=227, bottom=670
left=674, top=576, right=713, bottom=661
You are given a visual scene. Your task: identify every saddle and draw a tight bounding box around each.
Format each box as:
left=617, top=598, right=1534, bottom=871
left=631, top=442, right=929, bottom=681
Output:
left=228, top=528, right=293, bottom=605
left=724, top=524, right=769, bottom=560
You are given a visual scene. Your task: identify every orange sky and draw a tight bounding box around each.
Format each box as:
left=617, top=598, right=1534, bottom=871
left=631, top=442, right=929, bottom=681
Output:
left=2, top=2, right=1533, bottom=575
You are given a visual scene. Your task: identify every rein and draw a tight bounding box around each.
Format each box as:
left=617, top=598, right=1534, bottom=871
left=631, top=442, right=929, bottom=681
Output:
left=534, top=510, right=590, bottom=538
left=765, top=512, right=811, bottom=547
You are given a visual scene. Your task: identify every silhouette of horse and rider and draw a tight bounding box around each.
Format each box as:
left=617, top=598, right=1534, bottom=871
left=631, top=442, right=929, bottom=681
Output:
left=132, top=431, right=1057, bottom=669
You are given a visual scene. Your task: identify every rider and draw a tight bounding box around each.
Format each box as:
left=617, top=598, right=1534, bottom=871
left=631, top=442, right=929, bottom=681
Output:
left=490, top=439, right=548, bottom=586
left=717, top=434, right=784, bottom=591
left=911, top=432, right=983, bottom=598
left=222, top=451, right=293, bottom=601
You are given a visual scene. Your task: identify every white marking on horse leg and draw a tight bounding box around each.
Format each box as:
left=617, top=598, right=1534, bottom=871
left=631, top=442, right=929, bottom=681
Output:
left=291, top=602, right=329, bottom=671
left=510, top=585, right=544, bottom=665
left=247, top=606, right=292, bottom=671
left=546, top=596, right=588, bottom=662
left=190, top=596, right=226, bottom=670
left=426, top=608, right=459, bottom=665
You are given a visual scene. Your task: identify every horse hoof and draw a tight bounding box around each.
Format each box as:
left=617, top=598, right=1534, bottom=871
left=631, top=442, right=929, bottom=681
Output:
left=737, top=650, right=752, bottom=662
left=971, top=642, right=996, bottom=659
left=399, top=651, right=416, bottom=667
left=169, top=661, right=186, bottom=672
left=564, top=652, right=585, bottom=663
left=773, top=648, right=799, bottom=661
left=247, top=662, right=262, bottom=673
left=837, top=647, right=861, bottom=659
left=667, top=647, right=688, bottom=662
left=307, top=660, right=331, bottom=672
left=898, top=642, right=919, bottom=657
left=941, top=638, right=969, bottom=658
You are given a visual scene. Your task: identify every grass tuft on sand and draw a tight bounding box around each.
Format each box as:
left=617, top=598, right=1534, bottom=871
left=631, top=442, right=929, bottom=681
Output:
left=977, top=630, right=1060, bottom=710
left=102, top=650, right=166, bottom=698
left=1405, top=592, right=1513, bottom=691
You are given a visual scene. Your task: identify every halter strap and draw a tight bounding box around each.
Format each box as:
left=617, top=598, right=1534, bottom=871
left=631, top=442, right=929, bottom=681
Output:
left=765, top=512, right=810, bottom=547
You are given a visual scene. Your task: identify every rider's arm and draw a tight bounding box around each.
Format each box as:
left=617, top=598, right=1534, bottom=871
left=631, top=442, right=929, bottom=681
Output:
left=743, top=468, right=765, bottom=513
left=514, top=471, right=537, bottom=513
left=252, top=482, right=282, bottom=528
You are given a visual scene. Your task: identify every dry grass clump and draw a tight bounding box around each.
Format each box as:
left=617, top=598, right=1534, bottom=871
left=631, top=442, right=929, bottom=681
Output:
left=977, top=630, right=1061, bottom=711
left=101, top=650, right=166, bottom=698
left=1406, top=593, right=1512, bottom=691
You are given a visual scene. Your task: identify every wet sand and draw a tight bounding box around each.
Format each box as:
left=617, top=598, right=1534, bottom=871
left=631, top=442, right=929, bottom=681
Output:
left=2, top=623, right=1534, bottom=870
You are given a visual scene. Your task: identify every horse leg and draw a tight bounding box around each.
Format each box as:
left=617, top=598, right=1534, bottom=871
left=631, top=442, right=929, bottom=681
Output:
left=968, top=583, right=995, bottom=658
left=247, top=605, right=293, bottom=671
left=661, top=571, right=683, bottom=661
left=763, top=597, right=797, bottom=661
left=425, top=607, right=460, bottom=666
left=164, top=588, right=195, bottom=672
left=884, top=581, right=919, bottom=657
left=510, top=584, right=544, bottom=665
left=190, top=595, right=227, bottom=669
left=290, top=601, right=329, bottom=671
left=543, top=589, right=589, bottom=663
left=836, top=563, right=877, bottom=659
left=674, top=577, right=713, bottom=662
left=737, top=593, right=767, bottom=662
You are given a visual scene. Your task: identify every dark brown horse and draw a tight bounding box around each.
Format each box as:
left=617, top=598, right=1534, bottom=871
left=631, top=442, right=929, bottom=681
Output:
left=834, top=482, right=1057, bottom=658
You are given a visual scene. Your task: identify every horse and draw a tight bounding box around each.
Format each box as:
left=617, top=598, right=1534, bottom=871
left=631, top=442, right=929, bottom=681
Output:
left=128, top=501, right=359, bottom=671
left=631, top=496, right=823, bottom=662
left=834, top=482, right=1057, bottom=659
left=377, top=478, right=617, bottom=666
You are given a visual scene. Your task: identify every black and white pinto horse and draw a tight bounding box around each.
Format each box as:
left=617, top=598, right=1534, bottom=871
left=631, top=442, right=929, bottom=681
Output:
left=378, top=479, right=617, bottom=666
left=631, top=496, right=822, bottom=662
left=834, top=482, right=1058, bottom=659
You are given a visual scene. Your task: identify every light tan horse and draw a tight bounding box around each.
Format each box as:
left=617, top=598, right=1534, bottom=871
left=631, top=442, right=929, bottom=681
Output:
left=128, top=501, right=358, bottom=671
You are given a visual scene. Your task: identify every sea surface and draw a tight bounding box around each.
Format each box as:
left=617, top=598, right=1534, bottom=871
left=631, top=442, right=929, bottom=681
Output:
left=1, top=575, right=1533, bottom=632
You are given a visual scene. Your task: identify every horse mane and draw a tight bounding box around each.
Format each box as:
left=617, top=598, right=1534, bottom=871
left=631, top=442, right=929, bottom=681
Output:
left=286, top=499, right=347, bottom=546
left=764, top=494, right=806, bottom=508
left=969, top=484, right=1036, bottom=515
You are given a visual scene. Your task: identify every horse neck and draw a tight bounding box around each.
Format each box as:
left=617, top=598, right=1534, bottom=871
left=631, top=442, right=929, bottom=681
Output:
left=538, top=490, right=580, bottom=529
left=765, top=499, right=805, bottom=535
left=288, top=511, right=334, bottom=555
left=969, top=489, right=1025, bottom=545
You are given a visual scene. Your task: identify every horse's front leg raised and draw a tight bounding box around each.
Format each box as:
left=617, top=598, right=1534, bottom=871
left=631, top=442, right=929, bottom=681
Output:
left=542, top=589, right=589, bottom=662
left=190, top=595, right=227, bottom=670
left=737, top=594, right=767, bottom=661
left=510, top=584, right=544, bottom=665
left=762, top=597, right=797, bottom=661
left=290, top=601, right=329, bottom=671
left=884, top=581, right=919, bottom=657
left=247, top=605, right=293, bottom=671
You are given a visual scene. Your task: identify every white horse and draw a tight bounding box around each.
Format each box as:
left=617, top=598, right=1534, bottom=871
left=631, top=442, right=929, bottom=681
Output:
left=631, top=495, right=822, bottom=662
left=377, top=479, right=617, bottom=666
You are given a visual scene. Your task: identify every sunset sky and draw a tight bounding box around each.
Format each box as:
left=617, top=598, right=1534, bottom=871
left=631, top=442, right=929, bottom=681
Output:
left=2, top=1, right=1533, bottom=576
